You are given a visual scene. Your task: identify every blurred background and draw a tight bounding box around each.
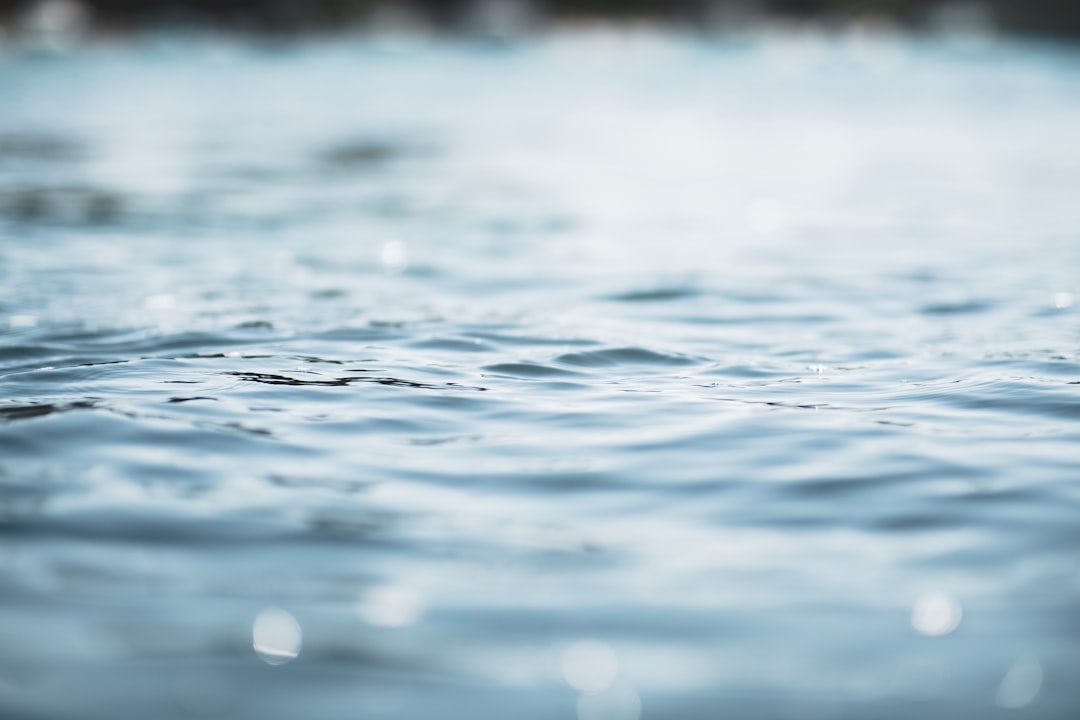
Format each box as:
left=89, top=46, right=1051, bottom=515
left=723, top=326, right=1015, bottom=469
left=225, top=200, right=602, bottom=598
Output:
left=1, top=0, right=1080, bottom=45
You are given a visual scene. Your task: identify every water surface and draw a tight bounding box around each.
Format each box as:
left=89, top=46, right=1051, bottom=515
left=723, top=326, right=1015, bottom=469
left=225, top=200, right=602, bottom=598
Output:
left=1, top=33, right=1079, bottom=720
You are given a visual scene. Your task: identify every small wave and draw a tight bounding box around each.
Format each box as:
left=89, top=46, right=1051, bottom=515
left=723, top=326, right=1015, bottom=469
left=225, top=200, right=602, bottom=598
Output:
left=0, top=185, right=126, bottom=226
left=408, top=337, right=494, bottom=353
left=466, top=332, right=599, bottom=348
left=900, top=378, right=1080, bottom=421
left=0, top=400, right=97, bottom=423
left=316, top=138, right=430, bottom=173
left=228, top=371, right=487, bottom=391
left=697, top=364, right=790, bottom=379
left=480, top=362, right=579, bottom=378
left=0, top=132, right=86, bottom=163
left=556, top=347, right=700, bottom=368
left=0, top=344, right=63, bottom=363
left=605, top=288, right=702, bottom=302
left=920, top=299, right=996, bottom=315
left=679, top=313, right=837, bottom=326
left=0, top=509, right=303, bottom=545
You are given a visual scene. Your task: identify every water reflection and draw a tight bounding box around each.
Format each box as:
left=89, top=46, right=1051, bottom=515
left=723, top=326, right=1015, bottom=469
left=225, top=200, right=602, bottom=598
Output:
left=357, top=585, right=426, bottom=628
left=563, top=641, right=619, bottom=695
left=253, top=607, right=302, bottom=665
left=9, top=314, right=38, bottom=328
left=910, top=591, right=963, bottom=637
left=380, top=239, right=409, bottom=273
left=996, top=654, right=1043, bottom=709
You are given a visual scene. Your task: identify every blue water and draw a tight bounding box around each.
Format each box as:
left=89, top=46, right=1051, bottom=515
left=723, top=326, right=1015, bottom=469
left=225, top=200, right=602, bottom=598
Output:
left=1, top=32, right=1079, bottom=720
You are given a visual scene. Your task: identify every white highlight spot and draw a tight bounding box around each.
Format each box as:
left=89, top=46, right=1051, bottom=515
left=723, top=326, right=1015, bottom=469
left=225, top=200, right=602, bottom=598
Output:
left=380, top=239, right=408, bottom=272
left=563, top=640, right=619, bottom=695
left=10, top=315, right=38, bottom=328
left=996, top=654, right=1043, bottom=709
left=911, top=591, right=962, bottom=637
left=577, top=680, right=641, bottom=720
left=1054, top=292, right=1073, bottom=309
left=252, top=607, right=302, bottom=665
left=356, top=585, right=425, bottom=628
left=144, top=293, right=177, bottom=310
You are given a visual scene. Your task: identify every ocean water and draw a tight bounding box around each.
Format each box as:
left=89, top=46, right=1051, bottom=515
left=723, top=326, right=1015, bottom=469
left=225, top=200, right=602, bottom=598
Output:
left=1, top=32, right=1079, bottom=720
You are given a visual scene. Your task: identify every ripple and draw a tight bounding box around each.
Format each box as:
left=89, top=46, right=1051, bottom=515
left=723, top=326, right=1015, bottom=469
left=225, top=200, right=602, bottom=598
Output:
left=0, top=400, right=97, bottom=423
left=0, top=343, right=68, bottom=364
left=0, top=509, right=302, bottom=545
left=480, top=362, right=580, bottom=378
left=227, top=371, right=487, bottom=391
left=408, top=337, right=494, bottom=353
left=0, top=133, right=86, bottom=162
left=316, top=138, right=428, bottom=172
left=0, top=185, right=125, bottom=225
left=605, top=288, right=702, bottom=302
left=467, top=332, right=600, bottom=348
left=920, top=299, right=996, bottom=315
left=556, top=347, right=700, bottom=368
left=903, top=378, right=1080, bottom=421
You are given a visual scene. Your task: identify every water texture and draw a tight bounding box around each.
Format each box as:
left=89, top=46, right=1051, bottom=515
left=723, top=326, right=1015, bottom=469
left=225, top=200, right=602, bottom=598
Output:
left=1, top=34, right=1079, bottom=720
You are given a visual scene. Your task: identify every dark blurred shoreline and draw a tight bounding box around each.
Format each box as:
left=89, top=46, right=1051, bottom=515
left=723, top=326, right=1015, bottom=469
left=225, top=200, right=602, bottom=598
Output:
left=2, top=1, right=1080, bottom=42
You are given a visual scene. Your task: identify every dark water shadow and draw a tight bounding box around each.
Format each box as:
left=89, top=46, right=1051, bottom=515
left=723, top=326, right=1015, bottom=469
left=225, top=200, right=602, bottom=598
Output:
left=228, top=371, right=487, bottom=391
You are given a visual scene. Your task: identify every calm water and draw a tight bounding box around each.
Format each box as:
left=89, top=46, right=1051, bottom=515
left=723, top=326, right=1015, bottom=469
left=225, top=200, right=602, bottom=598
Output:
left=1, top=32, right=1079, bottom=720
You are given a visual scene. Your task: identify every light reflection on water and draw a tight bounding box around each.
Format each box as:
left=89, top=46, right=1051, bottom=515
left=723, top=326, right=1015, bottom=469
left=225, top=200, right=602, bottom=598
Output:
left=910, top=590, right=963, bottom=637
left=0, top=32, right=1079, bottom=720
left=253, top=606, right=303, bottom=665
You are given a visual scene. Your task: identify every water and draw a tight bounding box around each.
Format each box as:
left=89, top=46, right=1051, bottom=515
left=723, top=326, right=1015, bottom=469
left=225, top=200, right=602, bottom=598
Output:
left=1, top=32, right=1079, bottom=720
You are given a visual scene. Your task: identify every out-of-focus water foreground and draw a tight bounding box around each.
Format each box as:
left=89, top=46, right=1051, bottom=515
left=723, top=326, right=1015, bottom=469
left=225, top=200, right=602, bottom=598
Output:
left=2, top=3, right=1080, bottom=719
